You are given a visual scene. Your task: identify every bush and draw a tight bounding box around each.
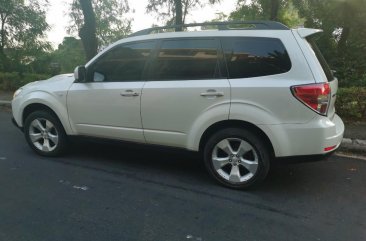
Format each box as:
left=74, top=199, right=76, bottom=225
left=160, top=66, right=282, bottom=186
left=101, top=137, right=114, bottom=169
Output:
left=336, top=87, right=366, bottom=121
left=0, top=72, right=50, bottom=91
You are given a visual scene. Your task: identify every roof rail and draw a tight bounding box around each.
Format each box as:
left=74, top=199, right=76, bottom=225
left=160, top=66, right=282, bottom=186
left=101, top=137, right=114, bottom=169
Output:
left=129, top=21, right=289, bottom=37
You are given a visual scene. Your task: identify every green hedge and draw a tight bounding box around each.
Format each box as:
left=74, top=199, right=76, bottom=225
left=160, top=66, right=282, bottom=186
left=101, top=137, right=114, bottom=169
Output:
left=336, top=87, right=366, bottom=121
left=0, top=72, right=50, bottom=91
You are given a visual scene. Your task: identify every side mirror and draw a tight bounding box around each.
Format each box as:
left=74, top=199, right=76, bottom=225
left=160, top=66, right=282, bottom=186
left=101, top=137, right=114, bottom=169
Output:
left=74, top=65, right=86, bottom=82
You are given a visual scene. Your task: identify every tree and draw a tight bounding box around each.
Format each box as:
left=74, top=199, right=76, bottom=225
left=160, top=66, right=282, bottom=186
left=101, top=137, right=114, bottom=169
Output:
left=293, top=0, right=366, bottom=86
left=146, top=0, right=220, bottom=28
left=69, top=0, right=132, bottom=59
left=54, top=37, right=86, bottom=73
left=29, top=37, right=86, bottom=75
left=0, top=0, right=50, bottom=72
left=229, top=0, right=303, bottom=27
left=78, top=0, right=98, bottom=61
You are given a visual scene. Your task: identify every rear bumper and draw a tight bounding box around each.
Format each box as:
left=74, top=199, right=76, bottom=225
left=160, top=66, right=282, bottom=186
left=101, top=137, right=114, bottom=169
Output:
left=260, top=114, right=344, bottom=157
left=276, top=151, right=336, bottom=165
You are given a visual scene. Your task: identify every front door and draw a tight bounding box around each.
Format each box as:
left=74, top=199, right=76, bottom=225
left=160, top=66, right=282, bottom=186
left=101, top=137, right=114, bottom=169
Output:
left=67, top=40, right=156, bottom=142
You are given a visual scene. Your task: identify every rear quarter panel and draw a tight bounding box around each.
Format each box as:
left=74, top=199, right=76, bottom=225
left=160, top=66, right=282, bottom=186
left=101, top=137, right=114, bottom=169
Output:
left=228, top=31, right=317, bottom=124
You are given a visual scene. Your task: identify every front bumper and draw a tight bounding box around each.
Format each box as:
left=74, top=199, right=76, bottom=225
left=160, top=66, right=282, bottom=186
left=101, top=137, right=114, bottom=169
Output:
left=12, top=117, right=23, bottom=132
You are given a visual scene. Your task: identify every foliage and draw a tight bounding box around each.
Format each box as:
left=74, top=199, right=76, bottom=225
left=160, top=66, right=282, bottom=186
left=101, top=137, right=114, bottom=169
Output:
left=229, top=0, right=303, bottom=27
left=29, top=37, right=86, bottom=75
left=336, top=87, right=366, bottom=120
left=292, top=0, right=366, bottom=87
left=53, top=37, right=86, bottom=73
left=0, top=0, right=51, bottom=72
left=68, top=0, right=132, bottom=50
left=146, top=0, right=220, bottom=26
left=0, top=72, right=50, bottom=91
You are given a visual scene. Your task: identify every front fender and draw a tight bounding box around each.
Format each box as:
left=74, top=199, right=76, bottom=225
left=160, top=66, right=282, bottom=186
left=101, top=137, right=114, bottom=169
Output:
left=13, top=91, right=73, bottom=135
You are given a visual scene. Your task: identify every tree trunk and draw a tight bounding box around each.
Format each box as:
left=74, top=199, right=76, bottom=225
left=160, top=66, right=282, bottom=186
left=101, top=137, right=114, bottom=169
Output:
left=79, top=0, right=98, bottom=61
left=270, top=0, right=280, bottom=21
left=0, top=47, right=8, bottom=71
left=174, top=0, right=183, bottom=31
left=338, top=26, right=350, bottom=55
left=338, top=2, right=351, bottom=56
left=0, top=16, right=9, bottom=71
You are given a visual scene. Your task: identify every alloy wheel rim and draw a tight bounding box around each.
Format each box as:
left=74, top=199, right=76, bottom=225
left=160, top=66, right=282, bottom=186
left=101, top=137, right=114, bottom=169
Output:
left=29, top=118, right=59, bottom=152
left=211, top=138, right=259, bottom=183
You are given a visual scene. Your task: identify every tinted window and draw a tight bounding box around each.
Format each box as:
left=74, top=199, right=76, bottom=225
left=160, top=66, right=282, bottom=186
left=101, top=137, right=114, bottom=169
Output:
left=149, top=39, right=219, bottom=80
left=306, top=37, right=334, bottom=81
left=90, top=41, right=155, bottom=82
left=222, top=37, right=291, bottom=79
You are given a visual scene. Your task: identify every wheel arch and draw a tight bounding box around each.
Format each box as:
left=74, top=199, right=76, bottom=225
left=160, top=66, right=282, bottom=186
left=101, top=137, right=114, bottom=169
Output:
left=21, top=102, right=72, bottom=135
left=23, top=103, right=59, bottom=125
left=198, top=120, right=275, bottom=159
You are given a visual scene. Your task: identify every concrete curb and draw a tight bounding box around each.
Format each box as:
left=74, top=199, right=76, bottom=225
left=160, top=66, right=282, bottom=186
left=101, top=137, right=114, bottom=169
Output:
left=339, top=138, right=366, bottom=154
left=0, top=100, right=11, bottom=105
left=0, top=99, right=365, bottom=154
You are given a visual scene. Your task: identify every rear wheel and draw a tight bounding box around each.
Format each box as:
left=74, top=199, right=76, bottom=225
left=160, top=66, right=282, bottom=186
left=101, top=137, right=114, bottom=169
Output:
left=24, top=110, right=68, bottom=156
left=203, top=128, right=270, bottom=189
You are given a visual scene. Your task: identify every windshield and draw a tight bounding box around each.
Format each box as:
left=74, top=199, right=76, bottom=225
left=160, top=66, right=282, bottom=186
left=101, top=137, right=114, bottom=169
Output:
left=306, top=37, right=334, bottom=81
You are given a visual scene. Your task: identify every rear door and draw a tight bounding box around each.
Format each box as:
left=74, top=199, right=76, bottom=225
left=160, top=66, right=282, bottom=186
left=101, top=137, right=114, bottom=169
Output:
left=141, top=38, right=230, bottom=148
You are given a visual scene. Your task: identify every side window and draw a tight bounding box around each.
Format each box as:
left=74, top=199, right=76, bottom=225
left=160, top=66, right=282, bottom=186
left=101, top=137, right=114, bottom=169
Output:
left=149, top=39, right=220, bottom=81
left=90, top=41, right=155, bottom=82
left=222, top=37, right=291, bottom=79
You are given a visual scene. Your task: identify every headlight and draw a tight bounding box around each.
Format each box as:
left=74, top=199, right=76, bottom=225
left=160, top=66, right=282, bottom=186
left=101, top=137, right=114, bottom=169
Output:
left=13, top=88, right=23, bottom=99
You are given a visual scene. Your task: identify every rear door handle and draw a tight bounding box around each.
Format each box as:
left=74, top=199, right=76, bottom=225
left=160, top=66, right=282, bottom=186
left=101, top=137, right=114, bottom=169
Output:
left=121, top=90, right=139, bottom=97
left=200, top=90, right=224, bottom=97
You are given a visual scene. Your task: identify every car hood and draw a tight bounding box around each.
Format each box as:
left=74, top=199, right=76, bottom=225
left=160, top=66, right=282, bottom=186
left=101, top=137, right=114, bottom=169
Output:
left=36, top=73, right=75, bottom=87
left=23, top=73, right=75, bottom=92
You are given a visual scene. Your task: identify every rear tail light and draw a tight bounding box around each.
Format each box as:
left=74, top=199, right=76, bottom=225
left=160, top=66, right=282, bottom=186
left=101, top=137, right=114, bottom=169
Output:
left=291, top=83, right=331, bottom=116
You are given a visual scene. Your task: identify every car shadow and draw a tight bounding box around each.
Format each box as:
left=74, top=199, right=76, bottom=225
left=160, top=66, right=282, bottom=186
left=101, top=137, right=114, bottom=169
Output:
left=59, top=138, right=334, bottom=196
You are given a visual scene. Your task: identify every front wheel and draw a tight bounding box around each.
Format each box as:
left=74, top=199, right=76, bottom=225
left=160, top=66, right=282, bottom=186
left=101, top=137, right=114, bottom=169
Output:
left=203, top=128, right=270, bottom=189
left=24, top=110, right=68, bottom=157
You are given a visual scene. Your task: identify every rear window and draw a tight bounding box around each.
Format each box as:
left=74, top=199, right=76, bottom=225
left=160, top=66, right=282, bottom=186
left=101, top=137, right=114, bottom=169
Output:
left=306, top=37, right=334, bottom=81
left=222, top=37, right=291, bottom=79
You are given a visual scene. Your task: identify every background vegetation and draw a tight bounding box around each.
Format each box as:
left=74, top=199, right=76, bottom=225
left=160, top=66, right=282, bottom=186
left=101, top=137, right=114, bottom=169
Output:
left=0, top=0, right=365, bottom=120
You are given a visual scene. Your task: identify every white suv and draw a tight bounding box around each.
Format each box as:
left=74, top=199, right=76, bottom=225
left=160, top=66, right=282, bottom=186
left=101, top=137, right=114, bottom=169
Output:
left=12, top=21, right=344, bottom=189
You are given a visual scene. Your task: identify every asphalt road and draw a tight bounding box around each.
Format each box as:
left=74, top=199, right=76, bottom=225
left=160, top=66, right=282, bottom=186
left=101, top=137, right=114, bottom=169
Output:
left=0, top=110, right=365, bottom=241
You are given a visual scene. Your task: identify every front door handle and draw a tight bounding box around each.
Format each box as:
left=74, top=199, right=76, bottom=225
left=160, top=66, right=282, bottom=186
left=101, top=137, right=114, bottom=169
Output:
left=121, top=90, right=139, bottom=97
left=200, top=90, right=224, bottom=97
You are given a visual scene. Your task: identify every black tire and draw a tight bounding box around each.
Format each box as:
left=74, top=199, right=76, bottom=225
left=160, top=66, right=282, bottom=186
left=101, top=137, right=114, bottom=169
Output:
left=24, top=110, right=68, bottom=157
left=203, top=128, right=270, bottom=189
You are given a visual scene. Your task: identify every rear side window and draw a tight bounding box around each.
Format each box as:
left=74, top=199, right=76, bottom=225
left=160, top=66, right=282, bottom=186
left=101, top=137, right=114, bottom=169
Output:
left=149, top=39, right=220, bottom=81
left=306, top=37, right=334, bottom=81
left=222, top=37, right=291, bottom=79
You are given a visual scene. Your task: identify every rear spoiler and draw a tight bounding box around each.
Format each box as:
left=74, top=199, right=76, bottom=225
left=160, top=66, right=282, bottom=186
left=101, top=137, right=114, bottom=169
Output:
left=296, top=28, right=323, bottom=38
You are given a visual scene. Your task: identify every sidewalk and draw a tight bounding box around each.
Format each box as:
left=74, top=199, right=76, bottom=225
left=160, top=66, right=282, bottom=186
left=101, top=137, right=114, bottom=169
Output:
left=1, top=91, right=365, bottom=154
left=341, top=122, right=366, bottom=154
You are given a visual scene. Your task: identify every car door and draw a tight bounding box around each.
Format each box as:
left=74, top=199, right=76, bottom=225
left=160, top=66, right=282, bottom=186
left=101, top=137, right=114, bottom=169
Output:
left=67, top=40, right=155, bottom=142
left=141, top=38, right=231, bottom=148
